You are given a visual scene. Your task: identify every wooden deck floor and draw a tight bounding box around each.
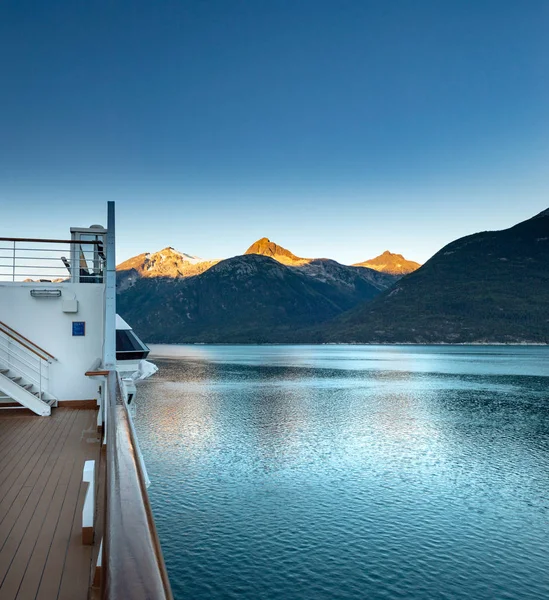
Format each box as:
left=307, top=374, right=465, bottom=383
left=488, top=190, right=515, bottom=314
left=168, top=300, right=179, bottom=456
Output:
left=0, top=408, right=101, bottom=600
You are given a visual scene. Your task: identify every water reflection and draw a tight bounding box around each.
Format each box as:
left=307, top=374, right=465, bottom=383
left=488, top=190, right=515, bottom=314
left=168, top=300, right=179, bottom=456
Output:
left=135, top=345, right=549, bottom=600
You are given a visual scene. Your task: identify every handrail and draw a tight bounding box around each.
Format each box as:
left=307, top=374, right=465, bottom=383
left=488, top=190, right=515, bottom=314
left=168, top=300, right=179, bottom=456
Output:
left=0, top=320, right=56, bottom=362
left=0, top=326, right=52, bottom=363
left=0, top=338, right=46, bottom=381
left=0, top=237, right=101, bottom=244
left=103, top=371, right=173, bottom=600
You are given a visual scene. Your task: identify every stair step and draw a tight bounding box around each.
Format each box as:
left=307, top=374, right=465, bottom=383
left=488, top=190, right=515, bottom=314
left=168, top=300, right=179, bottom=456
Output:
left=0, top=365, right=54, bottom=415
left=32, top=392, right=56, bottom=405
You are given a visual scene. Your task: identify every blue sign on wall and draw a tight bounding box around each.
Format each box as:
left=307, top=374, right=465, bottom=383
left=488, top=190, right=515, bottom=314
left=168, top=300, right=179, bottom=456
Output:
left=72, top=321, right=86, bottom=336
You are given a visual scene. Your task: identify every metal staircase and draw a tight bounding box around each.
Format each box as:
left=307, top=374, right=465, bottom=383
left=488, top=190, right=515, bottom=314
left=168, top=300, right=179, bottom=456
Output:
left=0, top=321, right=58, bottom=416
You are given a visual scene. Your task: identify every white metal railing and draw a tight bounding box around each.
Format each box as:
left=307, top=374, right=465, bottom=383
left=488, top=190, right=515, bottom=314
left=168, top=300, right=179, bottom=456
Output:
left=0, top=323, right=56, bottom=401
left=0, top=237, right=105, bottom=283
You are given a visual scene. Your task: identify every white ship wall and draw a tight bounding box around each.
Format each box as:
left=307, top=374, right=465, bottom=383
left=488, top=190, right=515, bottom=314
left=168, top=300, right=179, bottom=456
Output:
left=0, top=282, right=105, bottom=401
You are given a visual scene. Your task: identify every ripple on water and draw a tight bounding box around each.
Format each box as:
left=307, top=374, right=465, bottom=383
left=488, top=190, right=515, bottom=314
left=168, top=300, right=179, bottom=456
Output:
left=134, top=345, right=549, bottom=600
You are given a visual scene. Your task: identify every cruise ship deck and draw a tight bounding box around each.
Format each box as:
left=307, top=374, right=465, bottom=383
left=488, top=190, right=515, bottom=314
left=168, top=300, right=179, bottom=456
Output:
left=0, top=408, right=101, bottom=600
left=0, top=203, right=172, bottom=600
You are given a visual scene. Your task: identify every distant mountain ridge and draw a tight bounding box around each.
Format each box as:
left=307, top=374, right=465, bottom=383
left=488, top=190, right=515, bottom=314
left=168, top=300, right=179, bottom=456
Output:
left=116, top=238, right=403, bottom=342
left=243, top=237, right=399, bottom=290
left=116, top=247, right=220, bottom=291
left=117, top=254, right=386, bottom=343
left=117, top=238, right=406, bottom=293
left=118, top=239, right=416, bottom=282
left=353, top=250, right=420, bottom=275
left=245, top=237, right=303, bottom=265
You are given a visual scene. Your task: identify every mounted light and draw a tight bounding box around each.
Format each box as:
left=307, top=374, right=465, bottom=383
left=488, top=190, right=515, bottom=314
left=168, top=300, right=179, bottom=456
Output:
left=30, top=289, right=62, bottom=298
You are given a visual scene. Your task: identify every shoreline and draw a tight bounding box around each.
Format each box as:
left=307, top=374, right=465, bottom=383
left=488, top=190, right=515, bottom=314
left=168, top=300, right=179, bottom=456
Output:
left=147, top=341, right=549, bottom=347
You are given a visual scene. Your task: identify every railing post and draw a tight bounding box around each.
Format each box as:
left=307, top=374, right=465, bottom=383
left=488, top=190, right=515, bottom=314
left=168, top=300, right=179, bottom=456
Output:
left=82, top=460, right=96, bottom=544
left=12, top=241, right=16, bottom=281
left=93, top=539, right=103, bottom=589
left=102, top=380, right=108, bottom=453
left=103, top=202, right=116, bottom=369
left=70, top=238, right=78, bottom=283
left=97, top=381, right=104, bottom=432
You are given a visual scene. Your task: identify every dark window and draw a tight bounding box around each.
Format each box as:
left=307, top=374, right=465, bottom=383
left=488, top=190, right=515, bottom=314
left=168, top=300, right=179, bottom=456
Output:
left=116, top=329, right=150, bottom=360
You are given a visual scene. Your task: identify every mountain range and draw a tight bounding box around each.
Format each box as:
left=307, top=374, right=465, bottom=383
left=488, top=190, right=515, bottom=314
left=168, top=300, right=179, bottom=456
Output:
left=116, top=242, right=412, bottom=342
left=116, top=209, right=549, bottom=344
left=117, top=240, right=414, bottom=289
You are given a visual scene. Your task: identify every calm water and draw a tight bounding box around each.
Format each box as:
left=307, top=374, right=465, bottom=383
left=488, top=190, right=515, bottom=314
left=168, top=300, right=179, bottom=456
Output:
left=134, top=345, right=549, bottom=600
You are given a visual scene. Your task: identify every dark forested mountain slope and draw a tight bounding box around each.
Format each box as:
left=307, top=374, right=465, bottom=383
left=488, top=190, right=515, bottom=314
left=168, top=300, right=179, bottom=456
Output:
left=117, top=254, right=385, bottom=343
left=320, top=209, right=549, bottom=343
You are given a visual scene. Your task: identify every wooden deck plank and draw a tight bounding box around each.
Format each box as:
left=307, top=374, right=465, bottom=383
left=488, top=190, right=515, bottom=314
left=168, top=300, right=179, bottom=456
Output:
left=0, top=409, right=99, bottom=600
left=0, top=420, right=38, bottom=463
left=0, top=414, right=57, bottom=470
left=9, top=447, right=76, bottom=600
left=0, top=414, right=45, bottom=455
left=0, top=420, right=58, bottom=506
left=57, top=412, right=100, bottom=600
left=36, top=411, right=99, bottom=600
left=0, top=417, right=66, bottom=502
left=0, top=417, right=47, bottom=487
left=0, top=413, right=81, bottom=599
left=56, top=481, right=93, bottom=600
left=0, top=417, right=23, bottom=446
left=0, top=416, right=69, bottom=541
left=0, top=415, right=68, bottom=541
left=0, top=411, right=72, bottom=530
left=0, top=411, right=77, bottom=582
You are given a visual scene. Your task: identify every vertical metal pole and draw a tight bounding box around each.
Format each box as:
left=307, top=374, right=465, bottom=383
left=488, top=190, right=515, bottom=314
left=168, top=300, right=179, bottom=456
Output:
left=103, top=202, right=117, bottom=370
left=70, top=237, right=78, bottom=283
left=12, top=241, right=16, bottom=281
left=39, top=359, right=42, bottom=399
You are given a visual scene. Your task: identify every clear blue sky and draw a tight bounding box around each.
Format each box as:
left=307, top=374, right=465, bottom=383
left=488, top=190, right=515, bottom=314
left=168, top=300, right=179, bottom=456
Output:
left=1, top=1, right=547, bottom=264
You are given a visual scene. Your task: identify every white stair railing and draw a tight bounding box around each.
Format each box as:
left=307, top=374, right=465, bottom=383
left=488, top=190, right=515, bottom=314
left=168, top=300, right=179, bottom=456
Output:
left=0, top=321, right=56, bottom=402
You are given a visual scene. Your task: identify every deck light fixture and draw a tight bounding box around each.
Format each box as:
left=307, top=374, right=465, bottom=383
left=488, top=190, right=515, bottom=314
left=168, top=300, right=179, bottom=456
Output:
left=30, top=289, right=62, bottom=298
